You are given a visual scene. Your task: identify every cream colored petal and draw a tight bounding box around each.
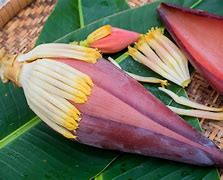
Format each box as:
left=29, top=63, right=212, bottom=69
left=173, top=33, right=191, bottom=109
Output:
left=153, top=33, right=190, bottom=80
left=29, top=102, right=76, bottom=139
left=30, top=76, right=85, bottom=103
left=136, top=41, right=183, bottom=81
left=160, top=87, right=223, bottom=112
left=147, top=39, right=186, bottom=81
left=31, top=70, right=87, bottom=99
left=33, top=64, right=90, bottom=95
left=36, top=59, right=93, bottom=87
left=27, top=93, right=77, bottom=130
left=128, top=47, right=182, bottom=86
left=168, top=106, right=223, bottom=121
left=16, top=43, right=101, bottom=63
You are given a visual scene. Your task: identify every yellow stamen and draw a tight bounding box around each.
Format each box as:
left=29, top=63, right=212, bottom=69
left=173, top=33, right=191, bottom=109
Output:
left=22, top=72, right=80, bottom=116
left=27, top=95, right=69, bottom=128
left=35, top=59, right=93, bottom=91
left=31, top=70, right=87, bottom=98
left=29, top=102, right=76, bottom=139
left=86, top=25, right=112, bottom=45
left=25, top=84, right=79, bottom=131
left=39, top=59, right=93, bottom=86
left=146, top=27, right=190, bottom=83
left=63, top=131, right=76, bottom=139
left=21, top=59, right=94, bottom=103
left=145, top=27, right=164, bottom=42
left=31, top=74, right=82, bottom=102
left=147, top=39, right=184, bottom=78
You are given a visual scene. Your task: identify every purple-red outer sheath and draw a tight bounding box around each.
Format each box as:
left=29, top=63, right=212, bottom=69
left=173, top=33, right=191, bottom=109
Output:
left=57, top=57, right=223, bottom=167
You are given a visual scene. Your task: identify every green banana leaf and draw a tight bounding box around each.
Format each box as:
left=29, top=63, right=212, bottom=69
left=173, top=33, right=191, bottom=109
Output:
left=1, top=0, right=222, bottom=179
left=37, top=0, right=130, bottom=44
left=0, top=0, right=128, bottom=179
left=0, top=0, right=130, bottom=141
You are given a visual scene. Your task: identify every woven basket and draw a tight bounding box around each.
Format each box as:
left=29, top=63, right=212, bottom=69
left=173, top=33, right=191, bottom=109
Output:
left=1, top=0, right=223, bottom=177
left=0, top=0, right=33, bottom=28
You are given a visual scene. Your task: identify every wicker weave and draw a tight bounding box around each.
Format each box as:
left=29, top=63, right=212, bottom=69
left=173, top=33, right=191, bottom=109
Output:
left=1, top=0, right=223, bottom=176
left=0, top=0, right=55, bottom=54
left=0, top=0, right=33, bottom=28
left=187, top=72, right=223, bottom=148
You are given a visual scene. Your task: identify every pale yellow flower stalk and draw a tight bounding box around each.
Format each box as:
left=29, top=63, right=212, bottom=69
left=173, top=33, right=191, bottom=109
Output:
left=169, top=106, right=223, bottom=121
left=16, top=43, right=102, bottom=63
left=159, top=87, right=223, bottom=121
left=135, top=36, right=183, bottom=82
left=108, top=57, right=169, bottom=87
left=152, top=29, right=190, bottom=78
left=128, top=46, right=182, bottom=86
left=159, top=87, right=223, bottom=112
left=146, top=28, right=188, bottom=80
left=128, top=27, right=191, bottom=88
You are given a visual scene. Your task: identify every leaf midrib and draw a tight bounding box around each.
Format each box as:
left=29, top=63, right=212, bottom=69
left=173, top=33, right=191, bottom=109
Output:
left=0, top=117, right=40, bottom=149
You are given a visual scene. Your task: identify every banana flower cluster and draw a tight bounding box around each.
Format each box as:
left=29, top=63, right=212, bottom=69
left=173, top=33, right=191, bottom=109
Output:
left=128, top=27, right=191, bottom=87
left=1, top=23, right=223, bottom=167
left=72, top=25, right=140, bottom=53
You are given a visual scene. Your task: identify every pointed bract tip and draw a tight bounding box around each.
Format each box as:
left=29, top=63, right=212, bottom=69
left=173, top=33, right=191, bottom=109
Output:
left=86, top=25, right=140, bottom=54
left=86, top=25, right=112, bottom=45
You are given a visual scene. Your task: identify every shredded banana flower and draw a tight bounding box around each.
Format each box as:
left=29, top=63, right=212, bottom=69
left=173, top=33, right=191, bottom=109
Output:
left=128, top=27, right=191, bottom=88
left=108, top=57, right=169, bottom=87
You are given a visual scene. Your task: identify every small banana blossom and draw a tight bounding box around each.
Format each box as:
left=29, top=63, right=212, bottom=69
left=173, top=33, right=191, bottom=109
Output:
left=1, top=43, right=223, bottom=167
left=128, top=27, right=191, bottom=88
left=72, top=25, right=140, bottom=53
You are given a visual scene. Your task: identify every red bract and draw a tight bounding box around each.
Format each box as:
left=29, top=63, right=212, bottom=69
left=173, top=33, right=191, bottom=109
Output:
left=59, top=58, right=223, bottom=167
left=157, top=3, right=223, bottom=94
left=83, top=25, right=140, bottom=53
